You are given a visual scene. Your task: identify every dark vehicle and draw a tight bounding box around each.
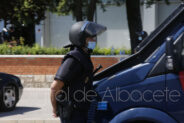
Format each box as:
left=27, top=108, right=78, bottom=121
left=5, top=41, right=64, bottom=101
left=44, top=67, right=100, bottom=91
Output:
left=0, top=73, right=23, bottom=111
left=88, top=4, right=184, bottom=123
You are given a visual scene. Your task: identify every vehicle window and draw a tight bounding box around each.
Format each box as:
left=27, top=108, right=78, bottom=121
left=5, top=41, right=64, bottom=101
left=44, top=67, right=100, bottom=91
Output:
left=173, top=33, right=184, bottom=70
left=181, top=37, right=184, bottom=69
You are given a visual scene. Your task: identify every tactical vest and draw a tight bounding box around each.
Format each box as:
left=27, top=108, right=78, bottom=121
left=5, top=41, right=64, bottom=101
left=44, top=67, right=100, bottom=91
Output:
left=62, top=47, right=94, bottom=111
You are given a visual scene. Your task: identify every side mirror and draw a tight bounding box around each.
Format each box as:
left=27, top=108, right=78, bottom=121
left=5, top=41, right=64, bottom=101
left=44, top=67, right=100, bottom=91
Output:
left=166, top=37, right=174, bottom=71
left=166, top=34, right=184, bottom=71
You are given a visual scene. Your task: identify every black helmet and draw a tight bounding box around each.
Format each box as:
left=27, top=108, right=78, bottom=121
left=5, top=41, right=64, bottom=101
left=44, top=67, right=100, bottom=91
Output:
left=69, top=21, right=107, bottom=47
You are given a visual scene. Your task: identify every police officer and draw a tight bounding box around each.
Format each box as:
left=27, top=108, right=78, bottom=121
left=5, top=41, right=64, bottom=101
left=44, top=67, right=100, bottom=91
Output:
left=50, top=21, right=106, bottom=123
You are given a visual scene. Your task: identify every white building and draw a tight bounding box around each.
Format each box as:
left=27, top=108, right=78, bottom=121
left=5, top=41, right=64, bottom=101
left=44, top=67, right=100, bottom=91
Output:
left=0, top=1, right=182, bottom=49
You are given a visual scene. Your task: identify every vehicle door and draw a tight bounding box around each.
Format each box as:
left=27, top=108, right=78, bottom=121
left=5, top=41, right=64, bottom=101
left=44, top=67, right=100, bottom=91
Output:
left=166, top=32, right=184, bottom=123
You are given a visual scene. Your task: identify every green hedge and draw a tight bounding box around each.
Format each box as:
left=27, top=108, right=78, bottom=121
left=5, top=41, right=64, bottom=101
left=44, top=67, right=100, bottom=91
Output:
left=0, top=44, right=131, bottom=55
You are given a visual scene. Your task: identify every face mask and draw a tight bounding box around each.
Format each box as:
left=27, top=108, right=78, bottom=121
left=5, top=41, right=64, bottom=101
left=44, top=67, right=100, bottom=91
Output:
left=87, top=41, right=96, bottom=50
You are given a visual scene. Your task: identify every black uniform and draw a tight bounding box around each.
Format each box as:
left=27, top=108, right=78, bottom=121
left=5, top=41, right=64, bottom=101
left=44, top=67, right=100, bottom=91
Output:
left=55, top=47, right=94, bottom=123
left=54, top=21, right=106, bottom=123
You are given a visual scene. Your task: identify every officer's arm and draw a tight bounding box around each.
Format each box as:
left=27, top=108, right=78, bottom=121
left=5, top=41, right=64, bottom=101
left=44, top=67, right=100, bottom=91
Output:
left=50, top=57, right=82, bottom=117
left=50, top=79, right=64, bottom=117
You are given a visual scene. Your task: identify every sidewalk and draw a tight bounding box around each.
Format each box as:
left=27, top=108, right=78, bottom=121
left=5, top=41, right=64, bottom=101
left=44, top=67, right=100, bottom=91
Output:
left=0, top=88, right=60, bottom=123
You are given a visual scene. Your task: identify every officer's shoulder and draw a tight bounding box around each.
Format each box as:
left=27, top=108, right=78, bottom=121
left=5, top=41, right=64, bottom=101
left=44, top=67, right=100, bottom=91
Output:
left=66, top=49, right=85, bottom=62
left=67, top=49, right=81, bottom=55
left=63, top=50, right=81, bottom=63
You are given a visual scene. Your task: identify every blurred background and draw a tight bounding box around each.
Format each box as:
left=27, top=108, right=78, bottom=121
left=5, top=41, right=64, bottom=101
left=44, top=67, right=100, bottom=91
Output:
left=0, top=0, right=183, bottom=54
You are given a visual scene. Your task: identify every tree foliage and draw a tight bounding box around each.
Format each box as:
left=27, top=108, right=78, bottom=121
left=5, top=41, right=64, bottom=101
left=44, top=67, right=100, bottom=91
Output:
left=0, top=0, right=52, bottom=26
left=0, top=0, right=53, bottom=45
left=52, top=0, right=100, bottom=21
left=143, top=0, right=170, bottom=7
left=0, top=0, right=15, bottom=25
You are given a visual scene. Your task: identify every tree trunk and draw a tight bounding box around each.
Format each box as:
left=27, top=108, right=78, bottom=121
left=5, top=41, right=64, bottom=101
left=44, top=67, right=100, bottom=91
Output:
left=87, top=0, right=97, bottom=21
left=126, top=0, right=143, bottom=54
left=74, top=0, right=83, bottom=21
left=22, top=24, right=35, bottom=46
left=3, top=18, right=7, bottom=27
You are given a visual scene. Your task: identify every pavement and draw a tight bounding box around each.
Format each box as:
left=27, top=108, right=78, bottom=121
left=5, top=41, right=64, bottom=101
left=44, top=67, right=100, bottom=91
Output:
left=0, top=88, right=60, bottom=123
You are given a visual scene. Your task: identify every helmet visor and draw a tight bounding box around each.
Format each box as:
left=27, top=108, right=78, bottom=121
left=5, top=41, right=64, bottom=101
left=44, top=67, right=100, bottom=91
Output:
left=85, top=22, right=107, bottom=37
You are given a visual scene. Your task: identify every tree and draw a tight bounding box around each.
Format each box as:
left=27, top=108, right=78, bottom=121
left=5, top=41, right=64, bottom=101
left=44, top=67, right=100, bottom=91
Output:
left=87, top=0, right=98, bottom=21
left=121, top=0, right=171, bottom=54
left=0, top=0, right=52, bottom=45
left=0, top=0, right=99, bottom=45
left=54, top=0, right=173, bottom=53
left=52, top=0, right=98, bottom=21
left=126, top=0, right=143, bottom=54
left=0, top=0, right=15, bottom=26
